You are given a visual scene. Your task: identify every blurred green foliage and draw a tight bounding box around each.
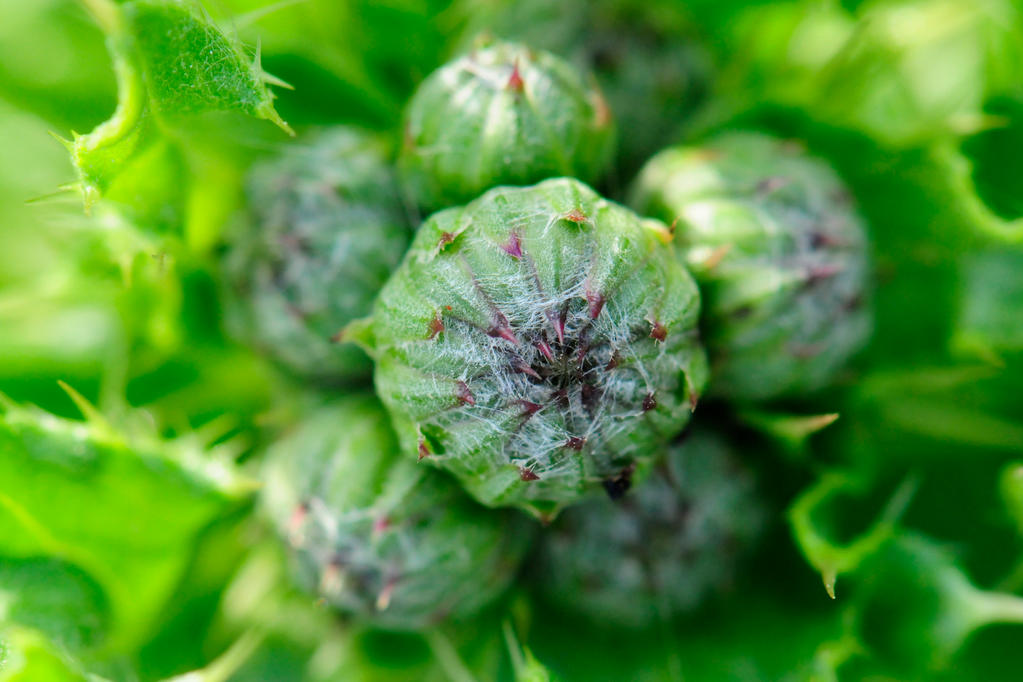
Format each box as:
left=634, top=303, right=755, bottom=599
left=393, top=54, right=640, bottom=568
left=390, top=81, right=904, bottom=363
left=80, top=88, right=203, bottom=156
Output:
left=1, top=0, right=1023, bottom=680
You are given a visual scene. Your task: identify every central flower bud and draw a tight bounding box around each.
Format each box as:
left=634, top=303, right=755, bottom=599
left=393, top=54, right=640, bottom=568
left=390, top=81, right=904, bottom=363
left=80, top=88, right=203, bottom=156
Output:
left=364, top=178, right=708, bottom=517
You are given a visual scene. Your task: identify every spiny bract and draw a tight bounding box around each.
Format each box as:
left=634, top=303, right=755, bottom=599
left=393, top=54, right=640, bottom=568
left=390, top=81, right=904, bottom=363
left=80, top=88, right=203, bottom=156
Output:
left=631, top=132, right=871, bottom=401
left=261, top=395, right=534, bottom=630
left=531, top=428, right=765, bottom=628
left=399, top=41, right=615, bottom=212
left=457, top=0, right=711, bottom=179
left=358, top=178, right=708, bottom=518
left=223, top=127, right=410, bottom=382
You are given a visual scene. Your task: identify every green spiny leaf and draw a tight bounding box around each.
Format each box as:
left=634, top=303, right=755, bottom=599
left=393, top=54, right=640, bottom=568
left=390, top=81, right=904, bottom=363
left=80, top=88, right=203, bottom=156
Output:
left=853, top=533, right=1023, bottom=673
left=0, top=398, right=251, bottom=654
left=740, top=410, right=840, bottom=458
left=789, top=473, right=917, bottom=599
left=67, top=0, right=291, bottom=217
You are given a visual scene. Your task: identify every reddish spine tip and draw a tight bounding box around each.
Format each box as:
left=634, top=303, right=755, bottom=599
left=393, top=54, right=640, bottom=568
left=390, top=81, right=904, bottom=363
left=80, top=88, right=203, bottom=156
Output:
left=376, top=580, right=396, bottom=611
left=372, top=516, right=390, bottom=535
left=552, top=389, right=570, bottom=409
left=686, top=376, right=700, bottom=412
left=488, top=324, right=520, bottom=346
left=279, top=233, right=306, bottom=251
left=592, top=88, right=612, bottom=128
left=417, top=439, right=431, bottom=461
left=564, top=436, right=585, bottom=451
left=756, top=176, right=789, bottom=195
left=702, top=244, right=732, bottom=270
left=563, top=208, right=588, bottom=223
left=804, top=264, right=844, bottom=285
left=500, top=231, right=523, bottom=258
left=830, top=189, right=853, bottom=206
left=518, top=467, right=541, bottom=481
left=290, top=501, right=309, bottom=522
left=427, top=312, right=445, bottom=339
left=288, top=502, right=309, bottom=545
left=286, top=303, right=309, bottom=321
left=668, top=217, right=679, bottom=235
left=535, top=339, right=554, bottom=362
left=547, top=308, right=566, bottom=344
left=810, top=231, right=846, bottom=249
left=586, top=289, right=605, bottom=319
left=650, top=320, right=668, bottom=342
left=642, top=392, right=657, bottom=412
left=732, top=305, right=753, bottom=320
left=320, top=559, right=344, bottom=596
left=513, top=358, right=542, bottom=379
left=506, top=60, right=525, bottom=91
left=517, top=400, right=542, bottom=417
left=455, top=380, right=475, bottom=406
left=790, top=343, right=825, bottom=359
left=605, top=351, right=620, bottom=370
left=576, top=341, right=590, bottom=365
left=438, top=232, right=456, bottom=249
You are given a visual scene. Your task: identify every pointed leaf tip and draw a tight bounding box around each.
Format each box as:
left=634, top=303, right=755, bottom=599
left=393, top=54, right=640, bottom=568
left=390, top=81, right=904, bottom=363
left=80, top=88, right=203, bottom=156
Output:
left=48, top=130, right=74, bottom=150
left=823, top=568, right=837, bottom=599
left=56, top=380, right=109, bottom=431
left=260, top=71, right=294, bottom=90
left=257, top=102, right=295, bottom=136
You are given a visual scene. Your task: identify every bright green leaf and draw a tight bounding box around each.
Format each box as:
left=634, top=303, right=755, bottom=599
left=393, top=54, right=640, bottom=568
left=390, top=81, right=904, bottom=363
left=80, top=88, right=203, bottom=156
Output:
left=0, top=558, right=109, bottom=655
left=740, top=411, right=840, bottom=458
left=789, top=473, right=917, bottom=598
left=0, top=400, right=250, bottom=654
left=67, top=0, right=290, bottom=219
left=0, top=627, right=105, bottom=682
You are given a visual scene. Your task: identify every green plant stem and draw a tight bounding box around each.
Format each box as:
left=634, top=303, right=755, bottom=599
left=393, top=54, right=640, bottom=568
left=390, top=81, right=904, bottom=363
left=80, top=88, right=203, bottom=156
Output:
left=971, top=590, right=1023, bottom=626
left=502, top=621, right=526, bottom=677
left=425, top=629, right=477, bottom=682
left=998, top=554, right=1023, bottom=593
left=162, top=629, right=265, bottom=682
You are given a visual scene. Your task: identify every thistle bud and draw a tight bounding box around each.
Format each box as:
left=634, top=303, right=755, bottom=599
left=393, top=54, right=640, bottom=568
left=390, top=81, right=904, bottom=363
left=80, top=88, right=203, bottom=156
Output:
left=223, top=127, right=411, bottom=382
left=531, top=428, right=765, bottom=628
left=399, top=42, right=615, bottom=211
left=261, top=395, right=534, bottom=630
left=358, top=178, right=707, bottom=517
left=632, top=132, right=871, bottom=401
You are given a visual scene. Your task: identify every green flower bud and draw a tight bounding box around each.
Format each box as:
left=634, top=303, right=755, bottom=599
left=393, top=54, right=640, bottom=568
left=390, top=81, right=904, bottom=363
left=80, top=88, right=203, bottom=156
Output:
left=631, top=132, right=871, bottom=401
left=354, top=178, right=708, bottom=517
left=399, top=42, right=615, bottom=211
left=531, top=428, right=765, bottom=628
left=456, top=0, right=711, bottom=178
left=261, top=395, right=534, bottom=630
left=223, top=127, right=411, bottom=382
